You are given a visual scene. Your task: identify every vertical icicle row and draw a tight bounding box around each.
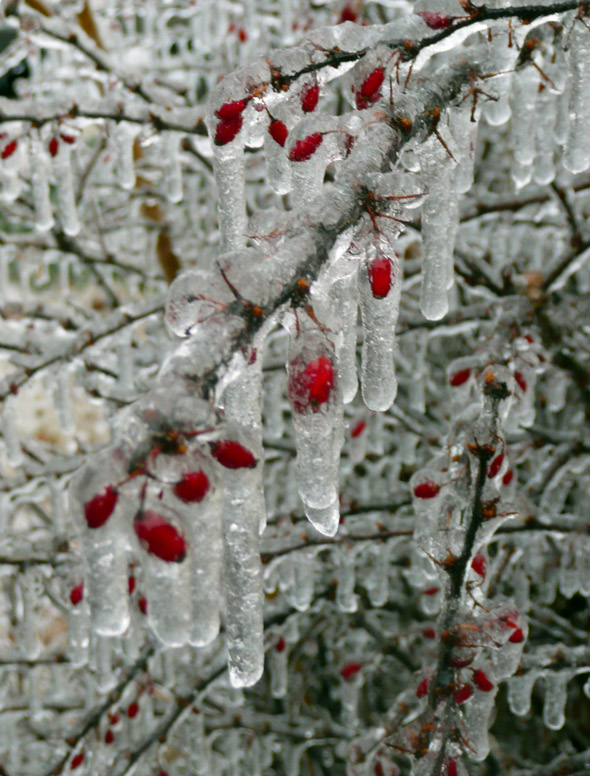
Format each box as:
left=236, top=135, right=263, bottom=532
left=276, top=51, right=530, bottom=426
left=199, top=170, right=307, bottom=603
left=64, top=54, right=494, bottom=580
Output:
left=53, top=141, right=80, bottom=236
left=419, top=147, right=453, bottom=320
left=287, top=318, right=343, bottom=536
left=30, top=134, right=54, bottom=232
left=358, top=235, right=401, bottom=411
left=564, top=19, right=590, bottom=173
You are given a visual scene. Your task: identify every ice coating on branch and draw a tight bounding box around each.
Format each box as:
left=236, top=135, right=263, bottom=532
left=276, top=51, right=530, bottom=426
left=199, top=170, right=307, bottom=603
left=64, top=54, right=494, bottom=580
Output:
left=287, top=317, right=343, bottom=534
left=419, top=139, right=455, bottom=320
left=564, top=19, right=590, bottom=174
left=69, top=447, right=131, bottom=637
left=163, top=131, right=183, bottom=203
left=213, top=422, right=264, bottom=687
left=30, top=134, right=54, bottom=232
left=166, top=268, right=234, bottom=338
left=52, top=141, right=80, bottom=237
left=113, top=122, right=138, bottom=191
left=358, top=236, right=401, bottom=411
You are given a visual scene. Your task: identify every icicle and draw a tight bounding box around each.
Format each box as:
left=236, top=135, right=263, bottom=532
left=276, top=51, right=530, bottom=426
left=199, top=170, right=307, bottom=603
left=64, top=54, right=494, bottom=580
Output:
left=215, top=424, right=264, bottom=687
left=212, top=143, right=247, bottom=252
left=95, top=635, right=117, bottom=692
left=113, top=122, right=138, bottom=190
left=287, top=317, right=343, bottom=535
left=419, top=147, right=453, bottom=320
left=543, top=670, right=570, bottom=730
left=559, top=536, right=579, bottom=598
left=564, top=19, right=590, bottom=174
left=340, top=666, right=363, bottom=728
left=510, top=67, right=538, bottom=175
left=289, top=549, right=315, bottom=612
left=365, top=544, right=389, bottom=607
left=335, top=545, right=358, bottom=613
left=358, top=237, right=401, bottom=411
left=69, top=448, right=131, bottom=637
left=53, top=141, right=80, bottom=236
left=451, top=105, right=479, bottom=194
left=330, top=257, right=359, bottom=405
left=269, top=636, right=289, bottom=698
left=30, top=134, right=54, bottom=231
left=2, top=395, right=23, bottom=467
left=164, top=131, right=183, bottom=203
left=222, top=352, right=266, bottom=534
left=68, top=585, right=90, bottom=667
left=534, top=85, right=557, bottom=185
left=507, top=670, right=538, bottom=716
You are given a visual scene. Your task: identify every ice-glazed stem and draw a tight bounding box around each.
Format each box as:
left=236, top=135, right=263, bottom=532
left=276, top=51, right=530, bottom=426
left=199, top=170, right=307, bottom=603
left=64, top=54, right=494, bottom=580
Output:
left=53, top=143, right=80, bottom=236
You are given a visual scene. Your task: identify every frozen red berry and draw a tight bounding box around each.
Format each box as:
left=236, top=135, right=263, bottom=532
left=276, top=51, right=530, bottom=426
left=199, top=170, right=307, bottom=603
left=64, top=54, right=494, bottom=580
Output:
left=288, top=132, right=323, bottom=162
left=289, top=355, right=335, bottom=413
left=84, top=485, right=118, bottom=529
left=138, top=596, right=148, bottom=615
left=502, top=469, right=514, bottom=486
left=340, top=662, right=362, bottom=680
left=210, top=440, right=257, bottom=469
left=471, top=554, right=486, bottom=578
left=416, top=677, right=429, bottom=698
left=368, top=256, right=393, bottom=299
left=69, top=583, right=84, bottom=606
left=452, top=683, right=474, bottom=704
left=49, top=137, right=59, bottom=157
left=423, top=587, right=439, bottom=596
left=104, top=729, right=115, bottom=744
left=173, top=470, right=210, bottom=503
left=269, top=118, right=289, bottom=146
left=214, top=115, right=243, bottom=146
left=127, top=701, right=139, bottom=718
left=449, top=368, right=471, bottom=387
left=134, top=511, right=187, bottom=563
left=508, top=627, right=524, bottom=644
left=472, top=669, right=494, bottom=692
left=360, top=67, right=385, bottom=99
left=488, top=453, right=504, bottom=478
left=128, top=576, right=136, bottom=595
left=351, top=420, right=366, bottom=438
left=301, top=84, right=320, bottom=113
left=215, top=99, right=248, bottom=120
left=339, top=4, right=358, bottom=23
left=447, top=761, right=458, bottom=776
left=275, top=636, right=286, bottom=652
left=70, top=753, right=84, bottom=770
left=514, top=371, right=527, bottom=392
left=1, top=140, right=17, bottom=159
left=418, top=11, right=456, bottom=29
left=413, top=480, right=440, bottom=499
left=422, top=628, right=436, bottom=639
left=60, top=134, right=76, bottom=144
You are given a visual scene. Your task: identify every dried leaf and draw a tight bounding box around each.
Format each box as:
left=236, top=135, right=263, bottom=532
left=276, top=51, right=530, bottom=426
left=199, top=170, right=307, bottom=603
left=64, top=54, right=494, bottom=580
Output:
left=77, top=0, right=105, bottom=50
left=23, top=0, right=52, bottom=16
left=156, top=230, right=181, bottom=284
left=141, top=202, right=165, bottom=222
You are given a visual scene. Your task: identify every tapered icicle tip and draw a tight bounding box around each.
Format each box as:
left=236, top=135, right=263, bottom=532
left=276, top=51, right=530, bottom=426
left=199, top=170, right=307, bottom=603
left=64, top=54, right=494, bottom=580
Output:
left=420, top=290, right=449, bottom=321
left=229, top=655, right=264, bottom=688
left=304, top=498, right=340, bottom=537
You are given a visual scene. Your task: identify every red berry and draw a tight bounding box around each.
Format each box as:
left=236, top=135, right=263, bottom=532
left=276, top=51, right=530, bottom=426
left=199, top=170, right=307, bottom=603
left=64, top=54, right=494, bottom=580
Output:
left=418, top=11, right=456, bottom=29
left=374, top=762, right=385, bottom=776
left=69, top=583, right=84, bottom=606
left=288, top=356, right=335, bottom=414
left=108, top=712, right=120, bottom=725
left=472, top=669, right=494, bottom=692
left=471, top=554, right=486, bottom=578
left=288, top=132, right=323, bottom=162
left=104, top=729, right=115, bottom=744
left=367, top=256, right=393, bottom=299
left=275, top=636, right=287, bottom=652
left=214, top=115, right=243, bottom=146
left=1, top=140, right=17, bottom=159
left=134, top=511, right=187, bottom=563
left=60, top=134, right=76, bottom=144
left=173, top=470, right=210, bottom=503
left=127, top=701, right=139, bottom=718
left=128, top=576, right=136, bottom=595
left=413, top=480, right=440, bottom=499
left=339, top=4, right=358, bottom=23
left=138, top=597, right=148, bottom=615
left=502, top=469, right=514, bottom=486
left=215, top=99, right=248, bottom=120
left=84, top=485, right=118, bottom=529
left=422, top=628, right=436, bottom=639
left=70, top=753, right=84, bottom=770
left=488, top=453, right=504, bottom=478
left=210, top=440, right=257, bottom=469
left=452, top=683, right=474, bottom=705
left=269, top=119, right=288, bottom=147
left=423, top=587, right=439, bottom=596
left=360, top=67, right=385, bottom=99
left=301, top=84, right=320, bottom=113
left=449, top=368, right=471, bottom=387
left=514, top=371, right=527, bottom=392
left=447, top=761, right=458, bottom=776
left=351, top=420, right=366, bottom=438
left=416, top=677, right=429, bottom=698
left=340, top=662, right=362, bottom=680
left=508, top=627, right=524, bottom=644
left=49, top=137, right=59, bottom=157
left=238, top=27, right=247, bottom=42
left=450, top=655, right=473, bottom=668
